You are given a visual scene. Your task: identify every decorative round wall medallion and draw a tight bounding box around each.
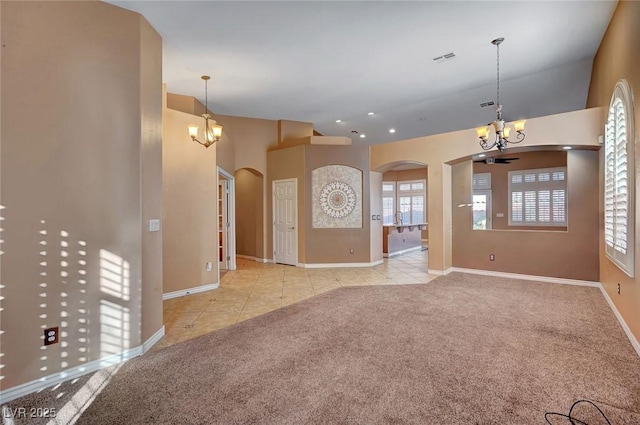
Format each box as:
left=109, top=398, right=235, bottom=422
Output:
left=319, top=181, right=356, bottom=218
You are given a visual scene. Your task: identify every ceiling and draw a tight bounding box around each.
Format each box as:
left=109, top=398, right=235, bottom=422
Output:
left=108, top=0, right=617, bottom=145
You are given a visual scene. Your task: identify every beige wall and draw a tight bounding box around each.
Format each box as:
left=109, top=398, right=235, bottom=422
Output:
left=371, top=107, right=603, bottom=272
left=235, top=168, right=264, bottom=259
left=382, top=169, right=428, bottom=182
left=166, top=94, right=280, bottom=262
left=452, top=150, right=599, bottom=281
left=267, top=146, right=306, bottom=263
left=0, top=1, right=162, bottom=391
left=266, top=144, right=372, bottom=265
left=166, top=93, right=236, bottom=174
left=304, top=145, right=371, bottom=263
left=587, top=0, right=640, bottom=342
left=162, top=106, right=218, bottom=294
left=139, top=18, right=164, bottom=342
left=473, top=151, right=567, bottom=231
left=370, top=172, right=383, bottom=262
left=167, top=93, right=206, bottom=116
left=278, top=120, right=313, bottom=144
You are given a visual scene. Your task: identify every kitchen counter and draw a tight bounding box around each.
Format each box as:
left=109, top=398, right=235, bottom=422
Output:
left=382, top=223, right=427, bottom=257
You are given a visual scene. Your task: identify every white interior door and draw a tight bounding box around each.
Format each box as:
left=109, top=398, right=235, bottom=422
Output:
left=218, top=179, right=228, bottom=270
left=217, top=166, right=236, bottom=272
left=273, top=179, right=297, bottom=266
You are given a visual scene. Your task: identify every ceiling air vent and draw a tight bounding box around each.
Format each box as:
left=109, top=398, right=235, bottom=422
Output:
left=480, top=100, right=495, bottom=108
left=433, top=52, right=456, bottom=63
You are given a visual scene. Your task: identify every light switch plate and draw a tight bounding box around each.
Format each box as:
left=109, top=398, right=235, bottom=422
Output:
left=149, top=219, right=160, bottom=232
left=496, top=213, right=504, bottom=218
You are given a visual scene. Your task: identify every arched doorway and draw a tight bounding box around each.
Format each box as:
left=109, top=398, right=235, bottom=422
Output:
left=372, top=161, right=429, bottom=260
left=234, top=168, right=265, bottom=262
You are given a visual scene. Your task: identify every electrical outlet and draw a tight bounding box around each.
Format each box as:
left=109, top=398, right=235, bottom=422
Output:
left=618, top=283, right=621, bottom=294
left=489, top=254, right=495, bottom=261
left=206, top=262, right=213, bottom=272
left=44, top=327, right=59, bottom=346
left=349, top=248, right=354, bottom=254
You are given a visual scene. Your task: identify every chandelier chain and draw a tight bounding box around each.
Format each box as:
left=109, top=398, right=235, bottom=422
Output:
left=496, top=41, right=500, bottom=112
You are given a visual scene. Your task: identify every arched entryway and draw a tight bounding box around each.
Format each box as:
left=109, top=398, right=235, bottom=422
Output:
left=234, top=168, right=265, bottom=262
left=372, top=160, right=429, bottom=262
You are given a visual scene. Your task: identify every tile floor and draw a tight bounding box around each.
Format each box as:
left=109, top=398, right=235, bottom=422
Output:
left=155, top=249, right=434, bottom=350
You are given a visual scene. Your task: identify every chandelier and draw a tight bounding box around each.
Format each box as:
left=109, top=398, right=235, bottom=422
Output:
left=476, top=38, right=525, bottom=152
left=188, top=75, right=223, bottom=148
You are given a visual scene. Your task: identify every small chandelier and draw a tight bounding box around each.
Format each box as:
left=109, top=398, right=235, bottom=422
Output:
left=188, top=75, right=223, bottom=148
left=476, top=38, right=525, bottom=152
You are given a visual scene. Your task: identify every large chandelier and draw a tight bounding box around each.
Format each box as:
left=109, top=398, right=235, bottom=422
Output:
left=188, top=75, right=223, bottom=148
left=476, top=38, right=525, bottom=152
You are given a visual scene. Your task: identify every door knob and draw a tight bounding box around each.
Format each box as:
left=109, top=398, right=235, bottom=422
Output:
left=288, top=226, right=295, bottom=230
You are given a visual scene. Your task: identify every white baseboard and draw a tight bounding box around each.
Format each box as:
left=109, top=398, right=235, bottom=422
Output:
left=237, top=254, right=272, bottom=264
left=162, top=282, right=219, bottom=300
left=428, top=267, right=452, bottom=276
left=300, top=260, right=384, bottom=269
left=383, top=246, right=423, bottom=258
left=449, top=267, right=600, bottom=287
left=143, top=326, right=165, bottom=353
left=236, top=254, right=256, bottom=261
left=0, top=326, right=165, bottom=404
left=598, top=285, right=640, bottom=358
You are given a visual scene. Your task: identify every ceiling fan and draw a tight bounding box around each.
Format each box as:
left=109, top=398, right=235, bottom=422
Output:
left=474, top=157, right=520, bottom=165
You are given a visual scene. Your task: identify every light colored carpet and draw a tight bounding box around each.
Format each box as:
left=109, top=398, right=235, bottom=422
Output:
left=5, top=272, right=640, bottom=424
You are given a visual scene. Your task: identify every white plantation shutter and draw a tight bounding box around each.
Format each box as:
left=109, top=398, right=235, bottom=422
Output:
left=472, top=173, right=491, bottom=190
left=604, top=80, right=635, bottom=277
left=511, top=192, right=523, bottom=222
left=538, top=190, right=550, bottom=222
left=382, top=182, right=396, bottom=225
left=385, top=179, right=427, bottom=225
left=508, top=167, right=567, bottom=226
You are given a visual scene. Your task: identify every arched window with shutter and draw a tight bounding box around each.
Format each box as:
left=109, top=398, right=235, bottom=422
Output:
left=604, top=79, right=635, bottom=277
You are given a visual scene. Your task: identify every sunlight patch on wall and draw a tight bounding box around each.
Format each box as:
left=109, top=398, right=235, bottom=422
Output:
left=0, top=204, right=5, bottom=256
left=39, top=221, right=50, bottom=374
left=99, top=300, right=130, bottom=358
left=59, top=229, right=69, bottom=370
left=75, top=240, right=89, bottom=366
left=99, top=250, right=130, bottom=301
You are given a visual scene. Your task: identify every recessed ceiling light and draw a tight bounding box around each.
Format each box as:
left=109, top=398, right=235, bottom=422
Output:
left=360, top=134, right=366, bottom=138
left=563, top=146, right=572, bottom=150
left=335, top=119, right=342, bottom=123
left=478, top=154, right=486, bottom=158
left=389, top=128, right=396, bottom=133
left=367, top=112, right=374, bottom=116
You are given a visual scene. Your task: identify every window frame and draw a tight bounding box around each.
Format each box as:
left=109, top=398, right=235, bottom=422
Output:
left=397, top=179, right=427, bottom=224
left=382, top=181, right=396, bottom=225
left=472, top=173, right=492, bottom=230
left=383, top=179, right=427, bottom=225
left=507, top=167, right=567, bottom=227
left=604, top=79, right=635, bottom=277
